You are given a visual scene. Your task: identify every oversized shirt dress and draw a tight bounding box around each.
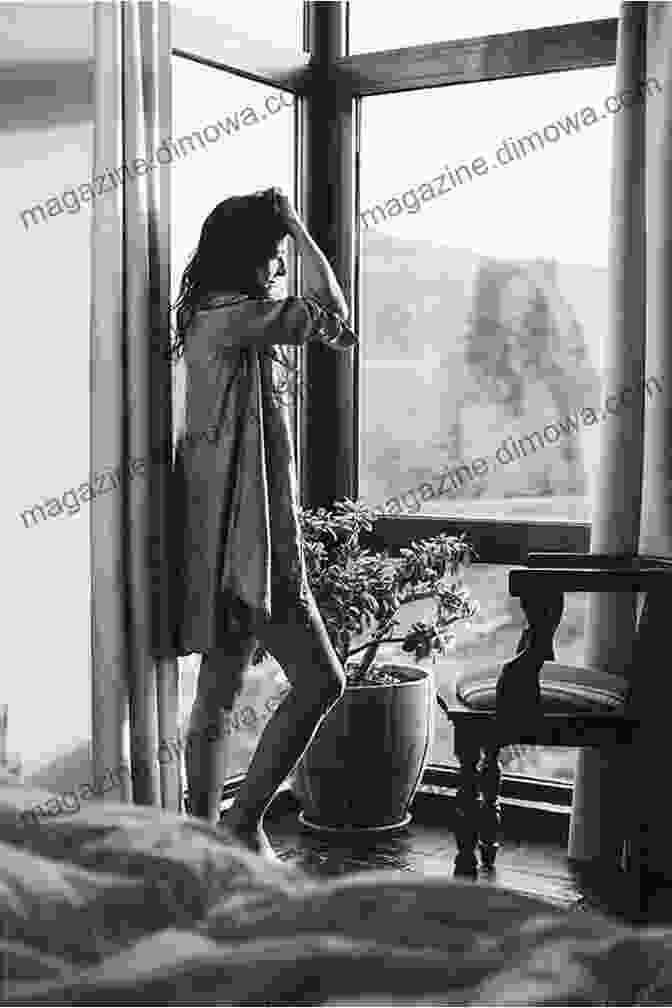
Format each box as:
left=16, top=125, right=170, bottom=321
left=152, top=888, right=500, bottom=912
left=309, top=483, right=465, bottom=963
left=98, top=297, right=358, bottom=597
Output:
left=172, top=292, right=357, bottom=656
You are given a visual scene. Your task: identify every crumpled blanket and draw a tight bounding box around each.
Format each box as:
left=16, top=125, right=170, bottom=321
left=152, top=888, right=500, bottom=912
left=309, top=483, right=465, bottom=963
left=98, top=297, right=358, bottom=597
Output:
left=2, top=780, right=672, bottom=1005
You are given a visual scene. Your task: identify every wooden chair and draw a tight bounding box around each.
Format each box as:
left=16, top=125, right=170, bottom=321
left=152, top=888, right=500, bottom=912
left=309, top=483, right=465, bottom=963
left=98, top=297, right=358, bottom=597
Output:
left=438, top=552, right=672, bottom=919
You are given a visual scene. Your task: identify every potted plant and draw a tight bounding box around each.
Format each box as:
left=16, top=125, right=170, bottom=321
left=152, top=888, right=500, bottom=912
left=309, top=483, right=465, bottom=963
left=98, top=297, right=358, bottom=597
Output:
left=267, top=499, right=477, bottom=833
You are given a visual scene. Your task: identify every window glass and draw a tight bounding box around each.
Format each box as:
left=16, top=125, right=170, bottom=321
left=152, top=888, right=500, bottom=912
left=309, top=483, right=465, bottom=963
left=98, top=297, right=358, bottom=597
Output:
left=357, top=66, right=636, bottom=523
left=176, top=0, right=305, bottom=53
left=171, top=57, right=296, bottom=314
left=350, top=1, right=619, bottom=54
left=171, top=57, right=297, bottom=777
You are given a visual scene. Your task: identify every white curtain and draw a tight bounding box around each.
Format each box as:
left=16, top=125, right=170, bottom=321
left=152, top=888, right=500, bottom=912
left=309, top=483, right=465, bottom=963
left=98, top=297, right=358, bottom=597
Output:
left=90, top=0, right=180, bottom=809
left=569, top=2, right=672, bottom=871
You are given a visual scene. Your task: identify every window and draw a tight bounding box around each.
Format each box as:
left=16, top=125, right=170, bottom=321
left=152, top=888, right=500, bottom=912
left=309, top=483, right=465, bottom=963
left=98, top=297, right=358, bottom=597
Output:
left=358, top=66, right=617, bottom=524
left=349, top=2, right=619, bottom=54
left=356, top=62, right=629, bottom=779
left=171, top=5, right=623, bottom=793
left=171, top=56, right=298, bottom=775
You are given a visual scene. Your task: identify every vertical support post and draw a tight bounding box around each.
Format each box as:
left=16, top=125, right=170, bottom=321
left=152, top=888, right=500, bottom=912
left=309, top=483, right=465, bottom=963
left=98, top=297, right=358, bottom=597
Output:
left=301, top=1, right=355, bottom=508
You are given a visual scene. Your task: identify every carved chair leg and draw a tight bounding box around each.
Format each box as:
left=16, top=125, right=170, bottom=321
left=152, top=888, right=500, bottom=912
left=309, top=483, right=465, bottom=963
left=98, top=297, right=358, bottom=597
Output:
left=453, top=726, right=481, bottom=877
left=479, top=745, right=501, bottom=871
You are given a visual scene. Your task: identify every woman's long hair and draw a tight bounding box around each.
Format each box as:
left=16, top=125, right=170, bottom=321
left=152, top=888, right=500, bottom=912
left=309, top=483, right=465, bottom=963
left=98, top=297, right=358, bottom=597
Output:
left=170, top=190, right=288, bottom=361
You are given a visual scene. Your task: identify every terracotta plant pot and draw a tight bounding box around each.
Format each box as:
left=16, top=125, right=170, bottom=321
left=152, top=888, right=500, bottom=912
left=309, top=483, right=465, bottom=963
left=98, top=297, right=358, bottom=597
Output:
left=292, top=664, right=435, bottom=833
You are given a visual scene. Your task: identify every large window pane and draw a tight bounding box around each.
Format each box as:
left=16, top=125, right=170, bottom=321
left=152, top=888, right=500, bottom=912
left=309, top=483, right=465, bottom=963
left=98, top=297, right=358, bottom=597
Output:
left=171, top=58, right=296, bottom=319
left=171, top=58, right=297, bottom=778
left=358, top=66, right=629, bottom=523
left=350, top=2, right=618, bottom=54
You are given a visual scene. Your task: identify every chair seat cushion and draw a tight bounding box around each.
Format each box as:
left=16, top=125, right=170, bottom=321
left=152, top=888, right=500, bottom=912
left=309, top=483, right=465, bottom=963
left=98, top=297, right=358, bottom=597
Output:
left=456, top=662, right=629, bottom=713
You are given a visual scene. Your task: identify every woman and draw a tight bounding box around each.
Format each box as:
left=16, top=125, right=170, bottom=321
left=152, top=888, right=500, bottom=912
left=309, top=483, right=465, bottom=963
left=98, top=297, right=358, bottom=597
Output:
left=171, top=189, right=356, bottom=857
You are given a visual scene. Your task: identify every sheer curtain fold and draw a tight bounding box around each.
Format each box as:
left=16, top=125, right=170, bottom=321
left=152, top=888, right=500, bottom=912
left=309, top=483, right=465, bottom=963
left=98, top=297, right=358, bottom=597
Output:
left=90, top=0, right=179, bottom=810
left=569, top=2, right=672, bottom=870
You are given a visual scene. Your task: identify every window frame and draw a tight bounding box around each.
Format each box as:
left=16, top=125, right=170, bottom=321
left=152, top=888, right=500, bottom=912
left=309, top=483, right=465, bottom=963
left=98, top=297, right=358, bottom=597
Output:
left=171, top=9, right=618, bottom=549
left=171, top=5, right=619, bottom=796
left=348, top=17, right=616, bottom=554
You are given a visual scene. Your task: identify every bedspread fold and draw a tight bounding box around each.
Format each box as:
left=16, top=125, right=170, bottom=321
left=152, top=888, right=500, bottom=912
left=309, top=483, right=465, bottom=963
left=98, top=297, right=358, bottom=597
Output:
left=2, top=781, right=672, bottom=1004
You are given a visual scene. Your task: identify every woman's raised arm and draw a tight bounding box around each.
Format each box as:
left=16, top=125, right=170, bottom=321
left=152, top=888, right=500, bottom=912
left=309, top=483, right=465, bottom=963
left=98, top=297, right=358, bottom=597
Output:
left=201, top=296, right=356, bottom=353
left=274, top=190, right=349, bottom=320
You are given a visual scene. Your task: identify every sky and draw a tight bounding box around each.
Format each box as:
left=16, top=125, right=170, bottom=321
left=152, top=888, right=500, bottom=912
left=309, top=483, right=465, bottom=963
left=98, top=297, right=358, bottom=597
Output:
left=2, top=0, right=623, bottom=771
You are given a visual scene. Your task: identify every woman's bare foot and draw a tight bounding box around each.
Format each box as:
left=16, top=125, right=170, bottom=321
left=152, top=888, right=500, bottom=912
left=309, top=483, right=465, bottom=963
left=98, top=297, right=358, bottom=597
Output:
left=219, top=808, right=279, bottom=861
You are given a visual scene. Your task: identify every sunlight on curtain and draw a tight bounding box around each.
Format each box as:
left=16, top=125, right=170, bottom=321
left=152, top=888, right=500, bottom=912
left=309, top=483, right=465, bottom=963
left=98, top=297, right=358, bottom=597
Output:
left=0, top=7, right=93, bottom=784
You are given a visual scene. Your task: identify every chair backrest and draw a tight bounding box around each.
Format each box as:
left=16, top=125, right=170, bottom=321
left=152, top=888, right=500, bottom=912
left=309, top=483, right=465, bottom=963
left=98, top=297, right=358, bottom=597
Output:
left=508, top=553, right=672, bottom=718
left=625, top=562, right=672, bottom=719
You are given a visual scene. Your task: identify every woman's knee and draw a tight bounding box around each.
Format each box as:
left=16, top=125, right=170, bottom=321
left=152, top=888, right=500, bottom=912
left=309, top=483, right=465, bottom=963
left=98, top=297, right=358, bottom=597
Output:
left=260, top=601, right=346, bottom=713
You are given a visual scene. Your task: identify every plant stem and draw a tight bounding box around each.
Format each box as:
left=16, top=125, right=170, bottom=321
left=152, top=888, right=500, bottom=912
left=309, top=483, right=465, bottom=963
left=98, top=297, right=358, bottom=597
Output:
left=348, top=636, right=408, bottom=658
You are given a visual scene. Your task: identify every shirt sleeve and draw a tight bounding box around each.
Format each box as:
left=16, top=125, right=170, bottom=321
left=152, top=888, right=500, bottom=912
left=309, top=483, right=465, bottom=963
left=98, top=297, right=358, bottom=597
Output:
left=300, top=297, right=358, bottom=350
left=210, top=296, right=357, bottom=351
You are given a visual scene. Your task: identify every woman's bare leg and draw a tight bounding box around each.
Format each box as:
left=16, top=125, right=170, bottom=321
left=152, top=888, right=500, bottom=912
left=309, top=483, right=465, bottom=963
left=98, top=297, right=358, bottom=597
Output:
left=221, top=594, right=345, bottom=852
left=186, top=634, right=256, bottom=826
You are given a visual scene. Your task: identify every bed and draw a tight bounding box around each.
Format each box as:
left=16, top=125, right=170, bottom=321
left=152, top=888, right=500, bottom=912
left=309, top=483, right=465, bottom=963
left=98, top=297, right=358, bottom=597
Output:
left=2, top=778, right=672, bottom=1005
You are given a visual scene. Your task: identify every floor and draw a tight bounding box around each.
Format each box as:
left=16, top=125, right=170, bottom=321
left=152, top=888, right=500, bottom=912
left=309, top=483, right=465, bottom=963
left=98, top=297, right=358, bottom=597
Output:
left=271, top=816, right=580, bottom=906
left=264, top=802, right=672, bottom=926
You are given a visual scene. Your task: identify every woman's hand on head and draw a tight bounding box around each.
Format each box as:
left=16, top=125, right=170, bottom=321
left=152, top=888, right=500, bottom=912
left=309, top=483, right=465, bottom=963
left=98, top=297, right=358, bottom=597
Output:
left=271, top=188, right=302, bottom=237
